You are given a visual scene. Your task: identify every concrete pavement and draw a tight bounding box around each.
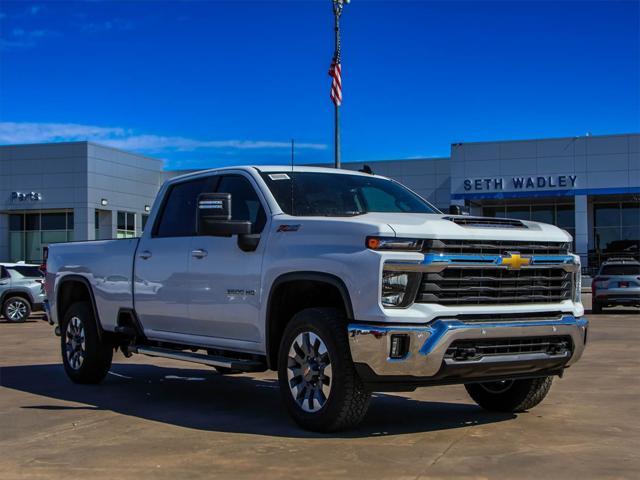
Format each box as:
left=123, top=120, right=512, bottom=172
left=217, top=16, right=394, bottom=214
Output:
left=1, top=311, right=639, bottom=479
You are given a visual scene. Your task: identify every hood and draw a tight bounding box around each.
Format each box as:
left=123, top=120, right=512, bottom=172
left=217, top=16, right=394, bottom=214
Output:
left=350, top=213, right=572, bottom=243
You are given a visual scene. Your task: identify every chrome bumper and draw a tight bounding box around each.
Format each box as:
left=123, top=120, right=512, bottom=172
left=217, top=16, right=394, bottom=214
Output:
left=348, top=316, right=588, bottom=378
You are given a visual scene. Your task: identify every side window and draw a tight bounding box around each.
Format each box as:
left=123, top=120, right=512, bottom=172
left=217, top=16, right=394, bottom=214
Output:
left=0, top=266, right=9, bottom=280
left=217, top=175, right=266, bottom=233
left=155, top=176, right=217, bottom=237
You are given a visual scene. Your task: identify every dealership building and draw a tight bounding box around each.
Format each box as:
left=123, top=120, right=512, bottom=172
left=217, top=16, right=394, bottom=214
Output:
left=1, top=132, right=638, bottom=270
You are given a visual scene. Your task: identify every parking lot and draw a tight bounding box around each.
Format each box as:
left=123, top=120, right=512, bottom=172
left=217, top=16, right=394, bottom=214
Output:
left=1, top=310, right=638, bottom=480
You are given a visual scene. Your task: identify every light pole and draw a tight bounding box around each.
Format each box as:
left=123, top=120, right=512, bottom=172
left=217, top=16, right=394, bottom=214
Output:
left=330, top=0, right=349, bottom=168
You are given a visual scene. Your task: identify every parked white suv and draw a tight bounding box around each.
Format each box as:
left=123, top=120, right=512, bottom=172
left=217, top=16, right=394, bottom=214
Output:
left=1, top=263, right=46, bottom=322
left=45, top=166, right=588, bottom=431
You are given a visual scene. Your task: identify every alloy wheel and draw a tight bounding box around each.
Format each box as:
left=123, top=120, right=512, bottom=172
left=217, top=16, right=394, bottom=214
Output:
left=287, top=331, right=333, bottom=413
left=65, top=317, right=86, bottom=370
left=6, top=300, right=27, bottom=321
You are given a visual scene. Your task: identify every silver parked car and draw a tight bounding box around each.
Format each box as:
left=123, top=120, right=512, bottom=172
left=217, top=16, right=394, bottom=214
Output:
left=0, top=263, right=46, bottom=322
left=591, top=258, right=640, bottom=313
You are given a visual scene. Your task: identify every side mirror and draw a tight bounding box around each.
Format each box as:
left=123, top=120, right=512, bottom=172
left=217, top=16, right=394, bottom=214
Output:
left=197, top=193, right=252, bottom=237
left=449, top=204, right=463, bottom=215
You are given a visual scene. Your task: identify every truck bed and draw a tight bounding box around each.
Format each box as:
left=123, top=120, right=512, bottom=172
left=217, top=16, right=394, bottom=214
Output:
left=47, top=238, right=139, bottom=331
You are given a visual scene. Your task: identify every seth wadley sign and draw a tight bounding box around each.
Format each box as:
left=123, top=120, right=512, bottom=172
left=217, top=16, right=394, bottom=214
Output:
left=463, top=175, right=578, bottom=192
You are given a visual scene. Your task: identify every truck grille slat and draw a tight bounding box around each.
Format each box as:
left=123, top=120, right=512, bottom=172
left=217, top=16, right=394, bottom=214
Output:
left=417, top=268, right=572, bottom=305
left=424, top=239, right=570, bottom=256
left=445, top=336, right=573, bottom=361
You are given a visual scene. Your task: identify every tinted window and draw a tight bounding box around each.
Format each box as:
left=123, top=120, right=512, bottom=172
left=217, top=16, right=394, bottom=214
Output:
left=217, top=176, right=266, bottom=233
left=0, top=266, right=9, bottom=279
left=155, top=176, right=217, bottom=237
left=600, top=265, right=640, bottom=276
left=41, top=213, right=67, bottom=230
left=8, top=266, right=44, bottom=278
left=9, top=215, right=23, bottom=231
left=260, top=172, right=438, bottom=216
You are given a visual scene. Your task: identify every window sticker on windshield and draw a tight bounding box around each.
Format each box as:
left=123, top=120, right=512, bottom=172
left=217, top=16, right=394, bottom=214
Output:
left=269, top=173, right=290, bottom=180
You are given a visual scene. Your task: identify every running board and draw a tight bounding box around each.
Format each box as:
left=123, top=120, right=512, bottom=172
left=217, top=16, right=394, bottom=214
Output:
left=130, top=346, right=266, bottom=372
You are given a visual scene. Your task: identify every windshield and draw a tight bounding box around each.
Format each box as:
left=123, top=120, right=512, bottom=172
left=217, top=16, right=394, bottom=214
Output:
left=260, top=172, right=440, bottom=216
left=600, top=265, right=640, bottom=276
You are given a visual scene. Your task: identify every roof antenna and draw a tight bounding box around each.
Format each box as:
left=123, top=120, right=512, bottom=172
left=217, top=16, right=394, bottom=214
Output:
left=290, top=138, right=295, bottom=215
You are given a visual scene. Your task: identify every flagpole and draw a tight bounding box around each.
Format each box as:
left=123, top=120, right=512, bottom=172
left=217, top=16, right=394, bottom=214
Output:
left=334, top=8, right=340, bottom=169
left=332, top=0, right=349, bottom=169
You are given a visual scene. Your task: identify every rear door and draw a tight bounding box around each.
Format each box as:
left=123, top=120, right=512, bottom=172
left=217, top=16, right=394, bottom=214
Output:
left=0, top=266, right=10, bottom=292
left=134, top=175, right=217, bottom=337
left=187, top=173, right=268, bottom=347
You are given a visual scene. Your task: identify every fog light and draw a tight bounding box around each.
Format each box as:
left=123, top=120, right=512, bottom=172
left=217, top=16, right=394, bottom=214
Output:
left=390, top=334, right=410, bottom=359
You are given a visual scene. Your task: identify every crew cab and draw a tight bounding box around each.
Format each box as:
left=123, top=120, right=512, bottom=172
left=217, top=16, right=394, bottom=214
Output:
left=45, top=166, right=588, bottom=431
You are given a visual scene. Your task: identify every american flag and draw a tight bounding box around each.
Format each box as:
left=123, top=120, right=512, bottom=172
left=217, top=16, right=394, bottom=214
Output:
left=329, top=60, right=342, bottom=106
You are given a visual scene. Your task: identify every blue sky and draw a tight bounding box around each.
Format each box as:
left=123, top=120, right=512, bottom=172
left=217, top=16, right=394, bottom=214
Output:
left=0, top=0, right=638, bottom=170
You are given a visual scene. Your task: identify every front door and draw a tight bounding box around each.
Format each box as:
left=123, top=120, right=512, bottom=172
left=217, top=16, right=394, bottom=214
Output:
left=188, top=174, right=268, bottom=348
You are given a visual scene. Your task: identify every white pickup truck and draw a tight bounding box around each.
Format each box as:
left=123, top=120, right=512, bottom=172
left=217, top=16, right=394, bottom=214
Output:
left=45, top=166, right=588, bottom=431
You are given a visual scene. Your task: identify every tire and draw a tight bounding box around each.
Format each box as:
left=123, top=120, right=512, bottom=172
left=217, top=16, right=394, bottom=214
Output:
left=465, top=376, right=553, bottom=413
left=2, top=296, right=31, bottom=323
left=592, top=301, right=603, bottom=314
left=60, top=301, right=113, bottom=384
left=277, top=307, right=371, bottom=432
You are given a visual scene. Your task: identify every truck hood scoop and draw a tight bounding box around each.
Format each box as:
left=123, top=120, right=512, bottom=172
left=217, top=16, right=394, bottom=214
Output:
left=443, top=216, right=528, bottom=229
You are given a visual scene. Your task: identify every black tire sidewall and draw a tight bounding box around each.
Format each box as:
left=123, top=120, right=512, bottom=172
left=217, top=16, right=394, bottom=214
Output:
left=277, top=308, right=364, bottom=431
left=465, top=376, right=553, bottom=412
left=2, top=297, right=31, bottom=322
left=61, top=302, right=112, bottom=384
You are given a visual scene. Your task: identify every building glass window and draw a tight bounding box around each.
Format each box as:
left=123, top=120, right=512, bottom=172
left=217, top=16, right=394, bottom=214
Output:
left=482, top=203, right=576, bottom=248
left=8, top=211, right=74, bottom=263
left=117, top=211, right=136, bottom=239
left=593, top=201, right=640, bottom=262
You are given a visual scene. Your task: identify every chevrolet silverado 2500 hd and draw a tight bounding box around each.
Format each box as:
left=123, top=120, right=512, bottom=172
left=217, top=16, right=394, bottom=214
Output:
left=46, top=166, right=588, bottom=432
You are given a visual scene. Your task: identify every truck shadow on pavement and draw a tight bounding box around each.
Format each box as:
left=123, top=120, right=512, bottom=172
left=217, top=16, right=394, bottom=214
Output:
left=1, top=362, right=515, bottom=438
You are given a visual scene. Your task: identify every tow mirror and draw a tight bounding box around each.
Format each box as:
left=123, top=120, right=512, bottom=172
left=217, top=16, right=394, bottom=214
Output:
left=197, top=193, right=252, bottom=237
left=449, top=205, right=463, bottom=215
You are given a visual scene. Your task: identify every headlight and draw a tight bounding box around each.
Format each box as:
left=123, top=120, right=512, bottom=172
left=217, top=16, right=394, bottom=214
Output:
left=367, top=236, right=423, bottom=251
left=573, top=255, right=582, bottom=303
left=381, top=271, right=420, bottom=307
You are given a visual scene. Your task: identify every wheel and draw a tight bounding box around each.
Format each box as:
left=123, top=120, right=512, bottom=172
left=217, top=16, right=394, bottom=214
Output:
left=277, top=307, right=371, bottom=432
left=2, top=296, right=31, bottom=322
left=61, top=302, right=113, bottom=384
left=465, top=376, right=553, bottom=412
left=592, top=301, right=603, bottom=314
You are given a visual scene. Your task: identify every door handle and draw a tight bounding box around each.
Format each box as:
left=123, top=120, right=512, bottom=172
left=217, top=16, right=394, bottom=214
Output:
left=138, top=250, right=152, bottom=260
left=191, top=249, right=208, bottom=259
left=0, top=281, right=8, bottom=286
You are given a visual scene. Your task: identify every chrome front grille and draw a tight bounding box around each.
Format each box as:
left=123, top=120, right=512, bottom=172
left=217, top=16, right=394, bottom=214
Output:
left=423, top=239, right=571, bottom=256
left=417, top=267, right=572, bottom=305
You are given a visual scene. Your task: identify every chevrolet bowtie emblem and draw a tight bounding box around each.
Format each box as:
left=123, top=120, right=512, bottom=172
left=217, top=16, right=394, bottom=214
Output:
left=500, top=253, right=531, bottom=270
